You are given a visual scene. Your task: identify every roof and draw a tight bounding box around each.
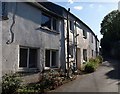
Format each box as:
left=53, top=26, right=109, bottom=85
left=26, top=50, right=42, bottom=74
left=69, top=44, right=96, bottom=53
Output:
left=27, top=2, right=63, bottom=19
left=39, top=2, right=99, bottom=41
left=28, top=2, right=99, bottom=41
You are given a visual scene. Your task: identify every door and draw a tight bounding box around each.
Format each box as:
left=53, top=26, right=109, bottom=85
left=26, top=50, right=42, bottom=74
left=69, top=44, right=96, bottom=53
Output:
left=77, top=48, right=81, bottom=70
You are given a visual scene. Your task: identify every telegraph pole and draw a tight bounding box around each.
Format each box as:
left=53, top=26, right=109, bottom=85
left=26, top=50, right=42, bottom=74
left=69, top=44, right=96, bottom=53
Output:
left=67, top=8, right=70, bottom=77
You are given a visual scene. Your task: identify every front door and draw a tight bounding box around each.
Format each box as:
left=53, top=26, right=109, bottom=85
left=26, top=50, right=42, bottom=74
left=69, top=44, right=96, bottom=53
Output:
left=77, top=48, right=81, bottom=70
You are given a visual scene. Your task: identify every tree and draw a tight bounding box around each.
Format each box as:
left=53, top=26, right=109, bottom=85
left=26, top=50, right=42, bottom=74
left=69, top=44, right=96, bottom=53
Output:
left=100, top=10, right=120, bottom=56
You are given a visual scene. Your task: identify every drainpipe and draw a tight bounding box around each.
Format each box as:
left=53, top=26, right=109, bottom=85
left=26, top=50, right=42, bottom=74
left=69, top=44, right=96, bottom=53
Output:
left=75, top=21, right=77, bottom=70
left=6, top=3, right=17, bottom=44
left=67, top=8, right=70, bottom=77
left=74, top=21, right=79, bottom=70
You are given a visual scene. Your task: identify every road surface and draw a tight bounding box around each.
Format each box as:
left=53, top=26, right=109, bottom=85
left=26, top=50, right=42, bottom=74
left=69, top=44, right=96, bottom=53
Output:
left=51, top=59, right=120, bottom=92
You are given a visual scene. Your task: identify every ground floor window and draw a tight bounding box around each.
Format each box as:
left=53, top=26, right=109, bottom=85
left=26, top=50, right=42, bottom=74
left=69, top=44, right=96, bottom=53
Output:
left=83, top=49, right=87, bottom=61
left=19, top=47, right=37, bottom=68
left=45, top=49, right=58, bottom=68
left=92, top=50, right=94, bottom=57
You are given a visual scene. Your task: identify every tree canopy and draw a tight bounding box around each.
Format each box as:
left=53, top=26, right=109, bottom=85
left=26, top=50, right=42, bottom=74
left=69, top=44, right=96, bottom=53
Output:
left=100, top=10, right=120, bottom=56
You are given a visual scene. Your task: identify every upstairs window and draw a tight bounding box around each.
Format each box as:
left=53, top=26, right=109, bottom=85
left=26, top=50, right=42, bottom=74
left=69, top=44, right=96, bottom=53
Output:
left=41, top=13, right=51, bottom=29
left=53, top=18, right=57, bottom=30
left=41, top=13, right=58, bottom=31
left=2, top=2, right=8, bottom=20
left=91, top=34, right=93, bottom=43
left=70, top=21, right=72, bottom=30
left=83, top=30, right=87, bottom=39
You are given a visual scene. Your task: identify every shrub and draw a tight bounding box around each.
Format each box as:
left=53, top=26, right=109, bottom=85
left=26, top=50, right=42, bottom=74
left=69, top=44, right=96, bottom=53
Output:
left=89, top=58, right=96, bottom=62
left=84, top=62, right=96, bottom=73
left=96, top=55, right=103, bottom=64
left=2, top=73, right=22, bottom=94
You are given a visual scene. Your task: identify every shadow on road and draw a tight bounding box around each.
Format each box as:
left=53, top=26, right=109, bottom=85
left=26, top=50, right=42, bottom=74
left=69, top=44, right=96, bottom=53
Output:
left=102, top=58, right=120, bottom=80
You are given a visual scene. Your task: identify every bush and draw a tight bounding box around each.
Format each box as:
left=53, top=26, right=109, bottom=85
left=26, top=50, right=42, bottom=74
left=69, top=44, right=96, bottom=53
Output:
left=2, top=73, right=22, bottom=94
left=40, top=69, right=64, bottom=90
left=96, top=55, right=103, bottom=64
left=84, top=62, right=96, bottom=73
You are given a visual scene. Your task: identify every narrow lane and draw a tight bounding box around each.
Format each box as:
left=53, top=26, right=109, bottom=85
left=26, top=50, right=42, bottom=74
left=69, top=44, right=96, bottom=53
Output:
left=51, top=59, right=120, bottom=92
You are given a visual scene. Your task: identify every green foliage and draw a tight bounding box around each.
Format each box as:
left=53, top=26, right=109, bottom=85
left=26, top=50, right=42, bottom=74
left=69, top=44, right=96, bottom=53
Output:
left=18, top=69, right=67, bottom=93
left=40, top=69, right=64, bottom=90
left=2, top=73, right=22, bottom=94
left=96, top=55, right=103, bottom=63
left=85, top=56, right=102, bottom=73
left=84, top=62, right=96, bottom=73
left=100, top=10, right=120, bottom=55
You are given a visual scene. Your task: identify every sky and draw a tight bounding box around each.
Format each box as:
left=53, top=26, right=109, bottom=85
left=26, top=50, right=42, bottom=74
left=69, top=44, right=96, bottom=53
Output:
left=49, top=0, right=119, bottom=40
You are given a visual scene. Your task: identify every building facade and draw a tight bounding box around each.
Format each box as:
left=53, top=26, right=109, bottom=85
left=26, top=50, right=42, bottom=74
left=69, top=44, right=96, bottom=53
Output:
left=1, top=2, right=99, bottom=77
left=2, top=2, right=64, bottom=74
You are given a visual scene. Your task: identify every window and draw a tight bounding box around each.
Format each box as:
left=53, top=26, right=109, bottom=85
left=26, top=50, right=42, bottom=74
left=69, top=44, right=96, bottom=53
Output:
left=69, top=43, right=73, bottom=58
left=2, top=2, right=8, bottom=20
left=45, top=50, right=58, bottom=68
left=53, top=18, right=57, bottom=30
left=41, top=13, right=58, bottom=31
left=83, top=49, right=87, bottom=61
left=83, top=30, right=87, bottom=39
left=70, top=21, right=72, bottom=30
left=19, top=48, right=37, bottom=69
left=92, top=50, right=93, bottom=57
left=91, top=34, right=93, bottom=43
left=41, top=13, right=51, bottom=29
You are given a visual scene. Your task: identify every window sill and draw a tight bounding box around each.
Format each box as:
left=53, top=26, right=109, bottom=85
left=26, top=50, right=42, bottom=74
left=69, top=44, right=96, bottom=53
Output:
left=18, top=68, right=39, bottom=73
left=44, top=67, right=59, bottom=70
left=2, top=16, right=9, bottom=20
left=83, top=36, right=87, bottom=39
left=39, top=26, right=60, bottom=34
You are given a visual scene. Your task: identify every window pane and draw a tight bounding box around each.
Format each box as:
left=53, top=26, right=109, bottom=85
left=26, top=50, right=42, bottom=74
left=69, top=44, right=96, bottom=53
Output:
left=92, top=50, right=93, bottom=57
left=19, top=48, right=27, bottom=67
left=70, top=21, right=72, bottom=30
left=52, top=51, right=57, bottom=67
left=91, top=34, right=93, bottom=43
left=83, top=49, right=87, bottom=61
left=29, top=49, right=37, bottom=68
left=45, top=50, right=50, bottom=67
left=41, top=13, right=51, bottom=29
left=83, top=30, right=87, bottom=39
left=53, top=18, right=57, bottom=30
left=2, top=2, right=8, bottom=19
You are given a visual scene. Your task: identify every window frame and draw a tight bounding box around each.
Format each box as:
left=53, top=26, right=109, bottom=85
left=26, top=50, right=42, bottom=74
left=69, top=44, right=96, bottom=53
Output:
left=41, top=13, right=58, bottom=32
left=92, top=50, right=94, bottom=57
left=83, top=30, right=87, bottom=39
left=45, top=49, right=58, bottom=69
left=2, top=2, right=8, bottom=20
left=91, top=34, right=93, bottom=43
left=19, top=47, right=38, bottom=70
left=83, top=49, right=87, bottom=61
left=70, top=20, right=72, bottom=31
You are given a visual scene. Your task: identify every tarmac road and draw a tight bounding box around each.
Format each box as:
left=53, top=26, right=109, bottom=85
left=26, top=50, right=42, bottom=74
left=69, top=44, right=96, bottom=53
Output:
left=51, top=59, right=120, bottom=92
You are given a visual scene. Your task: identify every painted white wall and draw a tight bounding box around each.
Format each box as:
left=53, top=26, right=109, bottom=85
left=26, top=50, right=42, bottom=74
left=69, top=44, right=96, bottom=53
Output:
left=2, top=2, right=62, bottom=74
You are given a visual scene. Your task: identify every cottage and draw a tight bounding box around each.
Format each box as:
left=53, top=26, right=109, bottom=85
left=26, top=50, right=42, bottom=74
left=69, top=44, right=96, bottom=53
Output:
left=1, top=2, right=99, bottom=80
left=40, top=2, right=99, bottom=70
left=2, top=2, right=64, bottom=75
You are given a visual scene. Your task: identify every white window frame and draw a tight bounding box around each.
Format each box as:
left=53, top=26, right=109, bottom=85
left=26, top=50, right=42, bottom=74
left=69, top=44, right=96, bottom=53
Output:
left=45, top=49, right=58, bottom=69
left=83, top=30, right=87, bottom=39
left=19, top=47, right=38, bottom=70
left=41, top=13, right=59, bottom=32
